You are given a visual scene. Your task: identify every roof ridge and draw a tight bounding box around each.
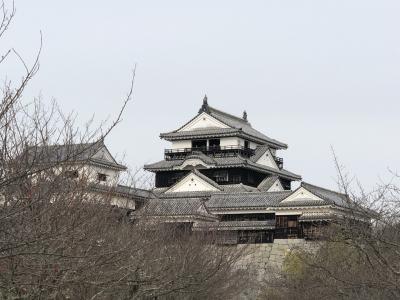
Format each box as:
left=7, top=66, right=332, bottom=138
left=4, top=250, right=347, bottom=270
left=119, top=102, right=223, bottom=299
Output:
left=117, top=184, right=151, bottom=192
left=184, top=127, right=236, bottom=132
left=208, top=105, right=249, bottom=125
left=29, top=141, right=99, bottom=149
left=250, top=145, right=270, bottom=162
left=302, top=182, right=346, bottom=197
left=213, top=190, right=292, bottom=196
left=257, top=175, right=279, bottom=190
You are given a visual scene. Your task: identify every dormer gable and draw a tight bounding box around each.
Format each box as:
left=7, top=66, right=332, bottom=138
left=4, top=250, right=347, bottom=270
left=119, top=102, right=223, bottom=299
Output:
left=165, top=171, right=222, bottom=193
left=280, top=187, right=324, bottom=204
left=178, top=112, right=230, bottom=132
left=258, top=175, right=283, bottom=191
left=197, top=202, right=210, bottom=215
left=92, top=145, right=118, bottom=164
left=267, top=178, right=284, bottom=192
left=255, top=148, right=279, bottom=169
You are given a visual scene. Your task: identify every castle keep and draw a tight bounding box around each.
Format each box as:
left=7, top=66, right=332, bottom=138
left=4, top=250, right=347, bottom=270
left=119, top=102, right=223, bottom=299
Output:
left=138, top=97, right=364, bottom=244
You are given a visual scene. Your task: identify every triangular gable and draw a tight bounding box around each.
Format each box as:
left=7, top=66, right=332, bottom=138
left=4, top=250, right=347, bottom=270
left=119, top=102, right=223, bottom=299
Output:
left=280, top=187, right=324, bottom=204
left=255, top=148, right=279, bottom=169
left=166, top=172, right=221, bottom=193
left=258, top=176, right=278, bottom=191
left=92, top=145, right=119, bottom=165
left=178, top=112, right=230, bottom=132
left=267, top=179, right=284, bottom=192
left=197, top=202, right=211, bottom=215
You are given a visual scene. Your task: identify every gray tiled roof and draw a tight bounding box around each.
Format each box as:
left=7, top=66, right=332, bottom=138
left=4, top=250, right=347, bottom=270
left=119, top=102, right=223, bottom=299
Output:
left=184, top=151, right=217, bottom=165
left=154, top=183, right=259, bottom=199
left=161, top=104, right=287, bottom=149
left=206, top=191, right=292, bottom=210
left=277, top=199, right=331, bottom=207
left=134, top=198, right=216, bottom=220
left=144, top=155, right=301, bottom=181
left=207, top=106, right=287, bottom=149
left=299, top=212, right=335, bottom=222
left=152, top=187, right=171, bottom=195
left=136, top=182, right=372, bottom=220
left=144, top=159, right=181, bottom=170
left=193, top=220, right=275, bottom=231
left=211, top=156, right=249, bottom=166
left=160, top=128, right=240, bottom=140
left=115, top=185, right=154, bottom=199
left=89, top=184, right=154, bottom=200
left=24, top=140, right=126, bottom=170
left=222, top=184, right=260, bottom=193
left=157, top=191, right=214, bottom=199
left=301, top=182, right=351, bottom=208
left=246, top=160, right=300, bottom=180
left=250, top=145, right=270, bottom=162
left=257, top=176, right=279, bottom=191
left=276, top=182, right=366, bottom=210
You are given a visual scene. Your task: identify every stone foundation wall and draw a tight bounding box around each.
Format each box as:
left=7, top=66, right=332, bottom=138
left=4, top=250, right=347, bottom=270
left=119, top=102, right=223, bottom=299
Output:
left=237, top=239, right=318, bottom=273
left=234, top=239, right=319, bottom=299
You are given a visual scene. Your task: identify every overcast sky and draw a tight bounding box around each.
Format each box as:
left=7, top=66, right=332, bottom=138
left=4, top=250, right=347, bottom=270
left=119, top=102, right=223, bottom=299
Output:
left=3, top=0, right=400, bottom=190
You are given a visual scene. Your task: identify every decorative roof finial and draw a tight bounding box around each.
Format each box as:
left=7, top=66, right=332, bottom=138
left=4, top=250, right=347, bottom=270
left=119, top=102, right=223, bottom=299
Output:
left=243, top=110, right=248, bottom=121
left=199, top=94, right=210, bottom=114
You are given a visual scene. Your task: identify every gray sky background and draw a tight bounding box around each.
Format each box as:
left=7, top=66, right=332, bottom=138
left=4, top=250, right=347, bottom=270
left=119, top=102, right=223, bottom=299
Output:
left=3, top=0, right=400, bottom=190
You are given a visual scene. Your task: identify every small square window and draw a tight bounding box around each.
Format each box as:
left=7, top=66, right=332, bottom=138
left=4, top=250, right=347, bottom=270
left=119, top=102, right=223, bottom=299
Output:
left=97, top=173, right=108, bottom=182
left=65, top=170, right=79, bottom=178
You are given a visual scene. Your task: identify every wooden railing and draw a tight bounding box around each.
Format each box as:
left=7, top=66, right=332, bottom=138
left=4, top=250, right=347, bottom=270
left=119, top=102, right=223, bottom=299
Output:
left=164, top=145, right=256, bottom=160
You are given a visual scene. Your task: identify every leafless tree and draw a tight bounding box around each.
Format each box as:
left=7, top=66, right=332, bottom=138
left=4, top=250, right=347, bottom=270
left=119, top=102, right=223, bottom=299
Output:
left=0, top=2, right=248, bottom=299
left=260, top=153, right=400, bottom=300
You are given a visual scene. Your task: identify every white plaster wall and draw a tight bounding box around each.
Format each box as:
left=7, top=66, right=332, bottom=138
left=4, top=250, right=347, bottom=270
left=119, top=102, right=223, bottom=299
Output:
left=84, top=165, right=120, bottom=186
left=31, top=165, right=84, bottom=184
left=172, top=138, right=244, bottom=149
left=170, top=137, right=260, bottom=150
left=220, top=137, right=241, bottom=147
left=237, top=138, right=258, bottom=149
left=41, top=164, right=120, bottom=187
left=171, top=140, right=192, bottom=149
